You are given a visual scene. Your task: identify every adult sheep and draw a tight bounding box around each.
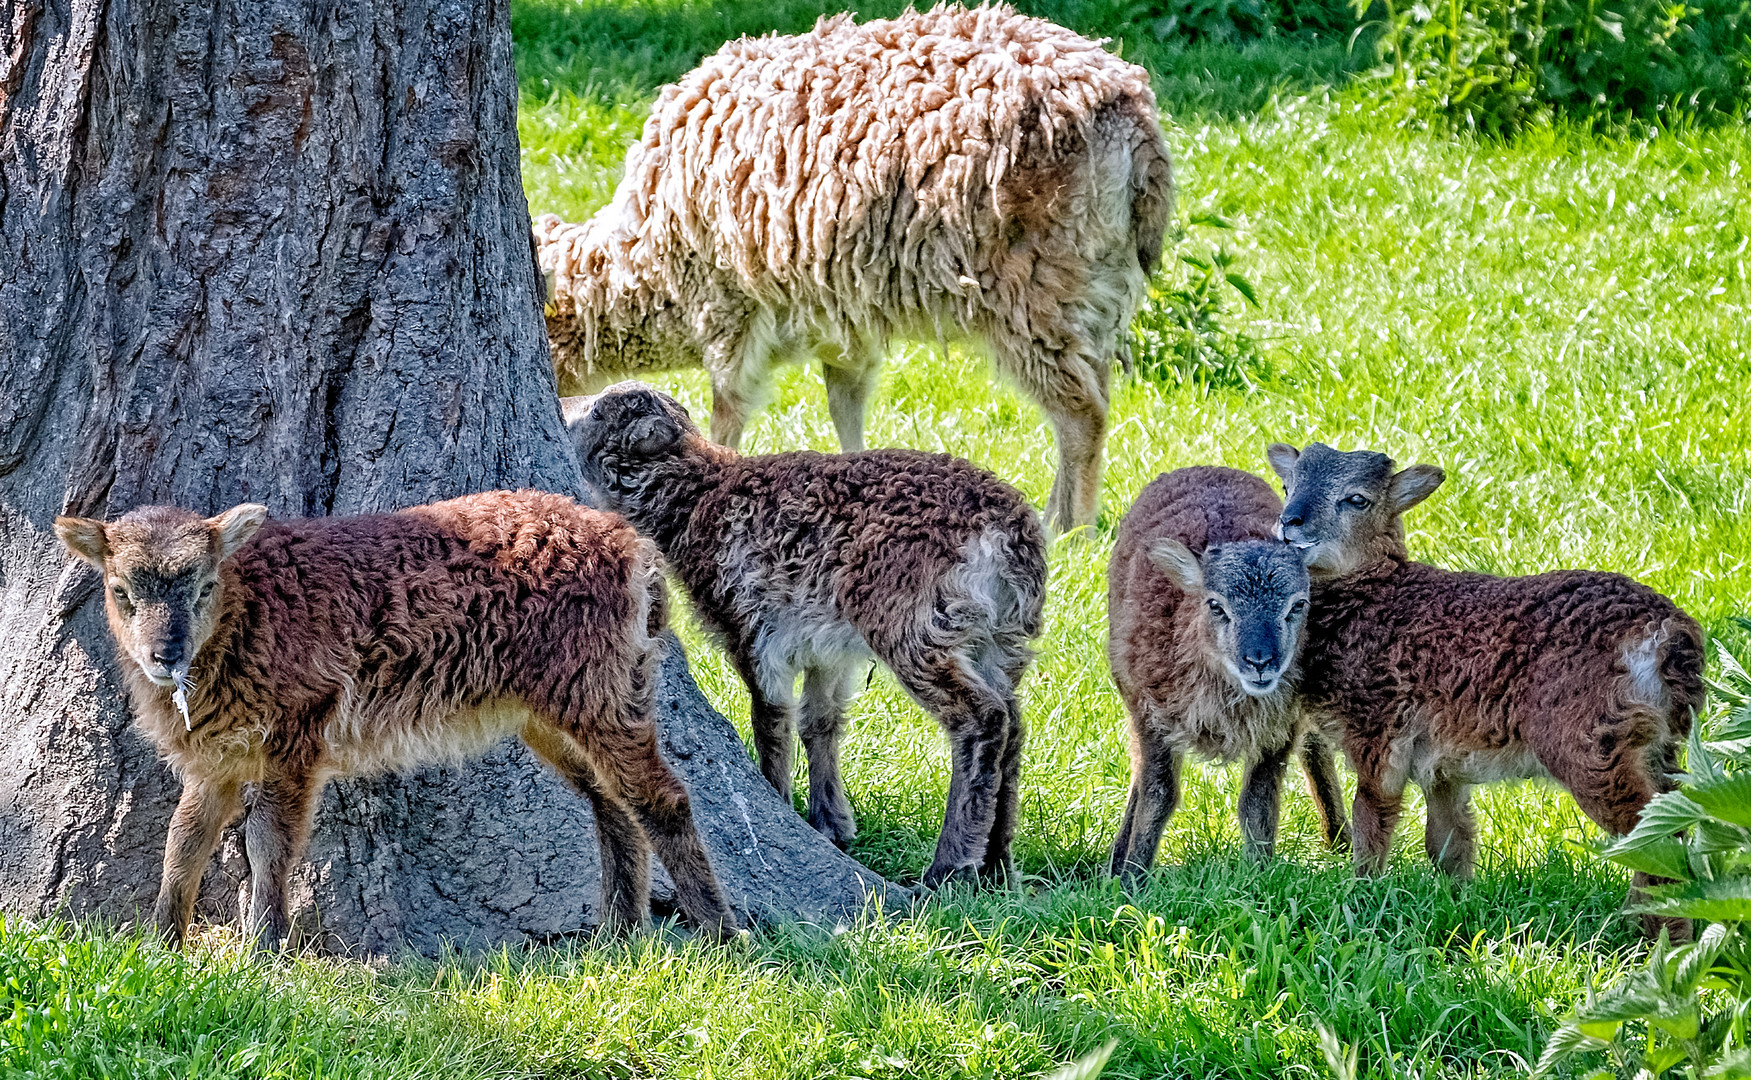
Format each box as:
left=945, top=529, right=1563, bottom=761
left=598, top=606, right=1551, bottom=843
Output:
left=536, top=3, right=1176, bottom=533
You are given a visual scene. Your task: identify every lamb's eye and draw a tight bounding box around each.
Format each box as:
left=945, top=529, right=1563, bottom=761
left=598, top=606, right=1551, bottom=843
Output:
left=1206, top=599, right=1227, bottom=620
left=111, top=585, right=131, bottom=607
left=198, top=581, right=215, bottom=601
left=1343, top=493, right=1371, bottom=508
left=1288, top=599, right=1308, bottom=616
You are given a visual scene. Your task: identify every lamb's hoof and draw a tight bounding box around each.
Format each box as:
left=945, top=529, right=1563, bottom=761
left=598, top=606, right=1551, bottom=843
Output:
left=808, top=814, right=857, bottom=851
left=920, top=863, right=979, bottom=891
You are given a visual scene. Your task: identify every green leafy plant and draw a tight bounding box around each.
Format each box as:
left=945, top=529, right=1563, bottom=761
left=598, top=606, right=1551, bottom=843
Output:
left=1347, top=0, right=1751, bottom=132
left=1130, top=214, right=1267, bottom=392
left=1538, top=621, right=1751, bottom=1079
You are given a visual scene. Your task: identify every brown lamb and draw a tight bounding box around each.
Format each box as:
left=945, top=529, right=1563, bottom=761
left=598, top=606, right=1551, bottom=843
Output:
left=567, top=383, right=1047, bottom=888
left=1107, top=466, right=1349, bottom=879
left=54, top=490, right=738, bottom=950
left=1270, top=442, right=1704, bottom=935
left=535, top=3, right=1176, bottom=533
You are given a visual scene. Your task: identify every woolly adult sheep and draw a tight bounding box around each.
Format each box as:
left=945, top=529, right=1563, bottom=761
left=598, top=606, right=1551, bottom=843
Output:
left=1107, top=466, right=1349, bottom=880
left=567, top=383, right=1047, bottom=888
left=536, top=3, right=1176, bottom=533
left=55, top=491, right=738, bottom=950
left=1271, top=443, right=1704, bottom=936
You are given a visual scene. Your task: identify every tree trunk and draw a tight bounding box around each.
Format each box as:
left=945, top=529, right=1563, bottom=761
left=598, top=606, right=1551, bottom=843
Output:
left=0, top=0, right=901, bottom=955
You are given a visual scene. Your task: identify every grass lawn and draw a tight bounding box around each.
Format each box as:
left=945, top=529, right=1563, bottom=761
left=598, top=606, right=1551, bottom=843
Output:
left=5, top=1, right=1748, bottom=1077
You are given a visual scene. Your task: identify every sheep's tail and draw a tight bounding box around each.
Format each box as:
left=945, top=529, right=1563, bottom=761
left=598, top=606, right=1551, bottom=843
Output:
left=1122, top=94, right=1177, bottom=276
left=1657, top=614, right=1707, bottom=742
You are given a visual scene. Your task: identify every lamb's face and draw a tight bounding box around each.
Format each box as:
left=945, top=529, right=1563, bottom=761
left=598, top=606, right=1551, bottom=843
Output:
left=1268, top=442, right=1444, bottom=579
left=1149, top=538, right=1310, bottom=697
left=566, top=382, right=698, bottom=514
left=54, top=504, right=265, bottom=688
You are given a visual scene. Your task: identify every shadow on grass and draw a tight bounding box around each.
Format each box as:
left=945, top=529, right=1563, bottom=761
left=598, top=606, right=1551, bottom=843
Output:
left=511, top=0, right=1361, bottom=120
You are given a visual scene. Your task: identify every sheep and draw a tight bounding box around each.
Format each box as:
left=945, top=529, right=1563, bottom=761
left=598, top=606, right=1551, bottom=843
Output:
left=1269, top=442, right=1705, bottom=935
left=53, top=490, right=738, bottom=950
left=566, top=383, right=1047, bottom=888
left=1106, top=466, right=1350, bottom=880
left=535, top=2, right=1176, bottom=534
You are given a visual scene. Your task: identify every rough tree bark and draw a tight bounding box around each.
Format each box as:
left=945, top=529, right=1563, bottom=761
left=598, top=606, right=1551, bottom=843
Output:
left=0, top=0, right=902, bottom=955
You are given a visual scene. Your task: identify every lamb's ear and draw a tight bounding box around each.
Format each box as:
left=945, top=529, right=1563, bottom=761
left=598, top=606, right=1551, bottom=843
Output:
left=559, top=394, right=598, bottom=430
left=1388, top=464, right=1445, bottom=514
left=207, top=504, right=268, bottom=561
left=1146, top=538, right=1204, bottom=594
left=1265, top=443, right=1300, bottom=484
left=54, top=517, right=110, bottom=570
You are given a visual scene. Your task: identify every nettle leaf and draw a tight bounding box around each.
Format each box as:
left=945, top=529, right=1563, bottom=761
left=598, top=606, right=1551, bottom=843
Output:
left=1651, top=1001, right=1702, bottom=1040
left=1688, top=773, right=1751, bottom=828
left=1638, top=878, right=1751, bottom=922
left=1672, top=921, right=1734, bottom=990
left=1706, top=1045, right=1751, bottom=1077
left=1647, top=1040, right=1690, bottom=1074
left=1609, top=791, right=1709, bottom=854
left=1691, top=818, right=1751, bottom=857
left=1535, top=1022, right=1606, bottom=1075
left=1610, top=837, right=1694, bottom=881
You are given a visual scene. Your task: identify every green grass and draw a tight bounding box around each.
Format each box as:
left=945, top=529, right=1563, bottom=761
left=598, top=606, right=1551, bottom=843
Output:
left=8, top=2, right=1749, bottom=1077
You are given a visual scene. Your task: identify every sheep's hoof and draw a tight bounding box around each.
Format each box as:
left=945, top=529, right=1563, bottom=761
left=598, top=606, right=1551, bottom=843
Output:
left=919, top=863, right=979, bottom=891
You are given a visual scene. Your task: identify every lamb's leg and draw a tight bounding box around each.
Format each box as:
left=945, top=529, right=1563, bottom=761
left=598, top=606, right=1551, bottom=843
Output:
left=1543, top=736, right=1690, bottom=941
left=1350, top=769, right=1405, bottom=877
left=243, top=769, right=323, bottom=952
left=1422, top=775, right=1477, bottom=878
left=820, top=351, right=880, bottom=452
left=798, top=664, right=858, bottom=848
left=1299, top=731, right=1352, bottom=851
left=1109, top=732, right=1183, bottom=883
left=732, top=647, right=799, bottom=805
left=980, top=697, right=1027, bottom=885
left=889, top=654, right=1014, bottom=888
left=152, top=777, right=243, bottom=949
left=521, top=720, right=649, bottom=930
left=579, top=714, right=739, bottom=939
left=1239, top=740, right=1293, bottom=860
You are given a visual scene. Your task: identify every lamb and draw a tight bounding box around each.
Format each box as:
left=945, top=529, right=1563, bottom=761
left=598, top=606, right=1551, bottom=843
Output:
left=54, top=490, right=738, bottom=950
left=1270, top=442, right=1704, bottom=933
left=1106, top=466, right=1349, bottom=880
left=535, top=3, right=1176, bottom=534
left=566, top=383, right=1047, bottom=887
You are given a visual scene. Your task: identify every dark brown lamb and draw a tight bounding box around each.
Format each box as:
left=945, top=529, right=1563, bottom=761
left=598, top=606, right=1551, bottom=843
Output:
left=55, top=490, right=737, bottom=950
left=1107, top=466, right=1348, bottom=879
left=1271, top=442, right=1704, bottom=935
left=568, top=383, right=1046, bottom=888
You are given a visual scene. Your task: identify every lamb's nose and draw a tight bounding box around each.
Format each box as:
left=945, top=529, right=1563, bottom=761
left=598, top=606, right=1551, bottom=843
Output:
left=151, top=642, right=183, bottom=670
left=1244, top=653, right=1275, bottom=675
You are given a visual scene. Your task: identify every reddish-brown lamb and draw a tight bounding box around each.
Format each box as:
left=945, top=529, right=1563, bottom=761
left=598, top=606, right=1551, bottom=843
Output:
left=54, top=489, right=736, bottom=950
left=1107, top=466, right=1348, bottom=879
left=569, top=383, right=1046, bottom=888
left=1272, top=442, right=1704, bottom=937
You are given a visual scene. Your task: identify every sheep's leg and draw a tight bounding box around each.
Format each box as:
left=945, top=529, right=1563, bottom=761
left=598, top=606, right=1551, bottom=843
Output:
left=1239, top=740, right=1292, bottom=860
left=1035, top=377, right=1109, bottom=536
left=798, top=664, right=858, bottom=848
left=1422, top=775, right=1477, bottom=878
left=980, top=697, right=1027, bottom=885
left=1109, top=732, right=1183, bottom=883
left=1544, top=736, right=1690, bottom=941
left=819, top=350, right=880, bottom=452
left=578, top=714, right=739, bottom=939
left=243, top=769, right=323, bottom=952
left=732, top=648, right=799, bottom=805
left=152, top=777, right=243, bottom=949
left=1299, top=731, right=1352, bottom=851
left=891, top=655, right=1014, bottom=888
left=1350, top=769, right=1404, bottom=877
left=521, top=720, right=649, bottom=930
